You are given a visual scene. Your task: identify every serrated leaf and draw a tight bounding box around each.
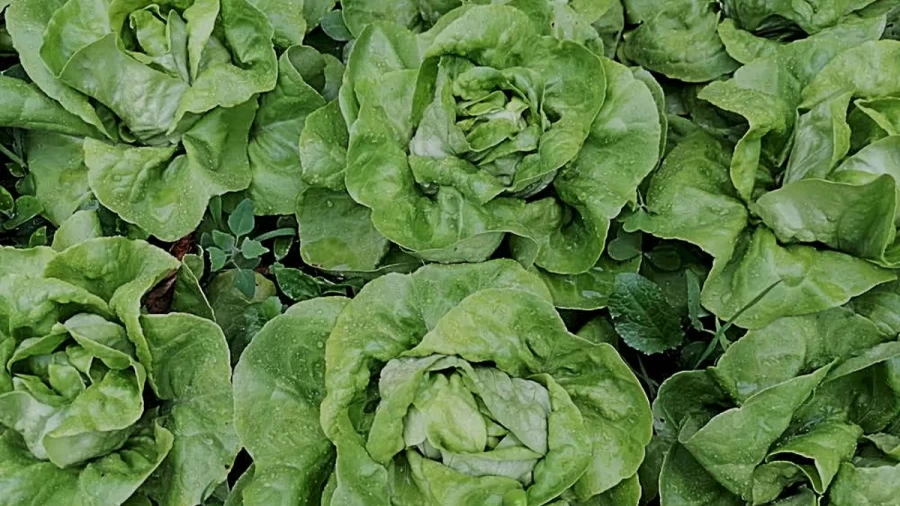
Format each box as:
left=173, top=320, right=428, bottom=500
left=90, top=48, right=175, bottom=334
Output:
left=228, top=199, right=255, bottom=237
left=234, top=268, right=257, bottom=299
left=240, top=238, right=269, bottom=259
left=212, top=230, right=236, bottom=252
left=208, top=247, right=227, bottom=272
left=608, top=273, right=684, bottom=355
left=272, top=265, right=320, bottom=302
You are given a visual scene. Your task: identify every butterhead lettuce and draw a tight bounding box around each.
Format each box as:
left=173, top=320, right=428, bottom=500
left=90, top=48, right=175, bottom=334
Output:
left=654, top=305, right=900, bottom=505
left=0, top=0, right=279, bottom=239
left=0, top=238, right=237, bottom=505
left=295, top=4, right=663, bottom=314
left=232, top=260, right=651, bottom=505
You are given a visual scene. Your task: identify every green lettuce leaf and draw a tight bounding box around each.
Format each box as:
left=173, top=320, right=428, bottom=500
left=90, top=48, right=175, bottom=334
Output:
left=0, top=0, right=279, bottom=238
left=0, top=238, right=238, bottom=506
left=656, top=304, right=900, bottom=504
left=298, top=3, right=662, bottom=285
left=233, top=260, right=651, bottom=505
left=621, top=0, right=739, bottom=82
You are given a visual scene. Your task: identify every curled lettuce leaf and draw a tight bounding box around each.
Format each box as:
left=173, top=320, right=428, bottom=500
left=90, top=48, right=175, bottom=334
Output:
left=341, top=0, right=459, bottom=36
left=721, top=0, right=881, bottom=34
left=340, top=0, right=620, bottom=53
left=654, top=306, right=900, bottom=505
left=626, top=131, right=893, bottom=328
left=749, top=43, right=900, bottom=268
left=232, top=297, right=346, bottom=506
left=621, top=0, right=886, bottom=84
left=701, top=15, right=884, bottom=200
left=342, top=5, right=602, bottom=267
left=248, top=0, right=336, bottom=48
left=785, top=40, right=900, bottom=182
left=233, top=260, right=651, bottom=505
left=621, top=0, right=739, bottom=82
left=1, top=0, right=279, bottom=238
left=247, top=45, right=343, bottom=215
left=296, top=4, right=662, bottom=301
left=630, top=19, right=900, bottom=332
left=0, top=238, right=238, bottom=505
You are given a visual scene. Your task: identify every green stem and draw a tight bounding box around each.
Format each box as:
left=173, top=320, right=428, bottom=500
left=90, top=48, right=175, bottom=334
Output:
left=637, top=356, right=658, bottom=399
left=0, top=143, right=26, bottom=169
left=693, top=279, right=783, bottom=368
left=253, top=227, right=295, bottom=242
